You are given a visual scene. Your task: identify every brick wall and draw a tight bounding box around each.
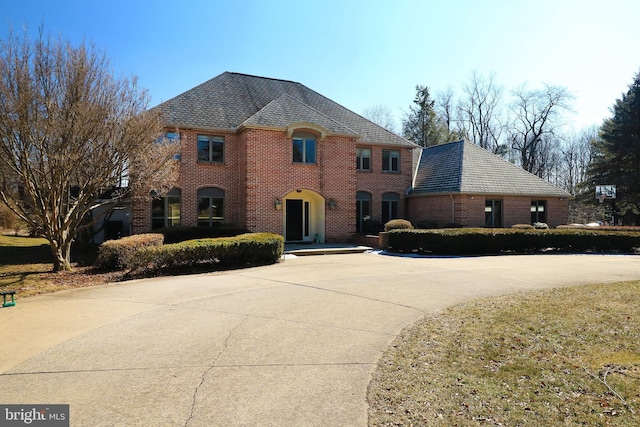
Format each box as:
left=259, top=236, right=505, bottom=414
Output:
left=355, top=145, right=416, bottom=223
left=134, top=126, right=413, bottom=242
left=408, top=195, right=569, bottom=228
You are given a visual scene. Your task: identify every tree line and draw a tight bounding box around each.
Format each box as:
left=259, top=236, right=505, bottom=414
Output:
left=365, top=70, right=640, bottom=225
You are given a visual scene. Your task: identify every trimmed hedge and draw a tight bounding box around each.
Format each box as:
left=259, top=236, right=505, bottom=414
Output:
left=128, top=233, right=284, bottom=273
left=157, top=225, right=251, bottom=244
left=95, top=233, right=164, bottom=270
left=384, top=219, right=413, bottom=232
left=386, top=228, right=640, bottom=255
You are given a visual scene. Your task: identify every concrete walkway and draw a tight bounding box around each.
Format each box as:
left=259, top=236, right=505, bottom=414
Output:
left=1, top=252, right=639, bottom=426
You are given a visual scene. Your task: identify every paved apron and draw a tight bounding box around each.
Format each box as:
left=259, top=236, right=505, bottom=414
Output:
left=1, top=253, right=639, bottom=426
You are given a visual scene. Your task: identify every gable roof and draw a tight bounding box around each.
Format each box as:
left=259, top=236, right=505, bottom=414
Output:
left=155, top=72, right=415, bottom=147
left=240, top=94, right=357, bottom=136
left=411, top=140, right=572, bottom=198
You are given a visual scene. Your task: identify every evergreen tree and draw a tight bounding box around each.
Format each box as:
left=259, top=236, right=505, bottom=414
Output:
left=402, top=85, right=451, bottom=147
left=588, top=70, right=640, bottom=222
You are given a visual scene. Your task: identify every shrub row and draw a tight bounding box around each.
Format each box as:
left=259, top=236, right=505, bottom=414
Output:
left=124, top=233, right=284, bottom=273
left=157, top=225, right=251, bottom=244
left=386, top=228, right=640, bottom=255
left=95, top=233, right=164, bottom=270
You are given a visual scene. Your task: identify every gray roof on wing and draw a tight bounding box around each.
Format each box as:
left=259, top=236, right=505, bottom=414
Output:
left=411, top=140, right=572, bottom=197
left=155, top=72, right=415, bottom=147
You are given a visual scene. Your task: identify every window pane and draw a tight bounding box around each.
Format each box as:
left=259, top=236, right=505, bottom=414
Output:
left=151, top=198, right=164, bottom=219
left=198, top=136, right=210, bottom=161
left=211, top=197, right=224, bottom=220
left=391, top=151, right=399, bottom=171
left=357, top=148, right=371, bottom=170
left=167, top=197, right=181, bottom=226
left=197, top=197, right=211, bottom=223
left=211, top=137, right=224, bottom=162
left=305, top=139, right=316, bottom=163
left=382, top=150, right=390, bottom=171
left=293, top=139, right=303, bottom=162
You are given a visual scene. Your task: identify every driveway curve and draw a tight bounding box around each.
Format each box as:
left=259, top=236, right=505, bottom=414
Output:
left=1, top=253, right=639, bottom=426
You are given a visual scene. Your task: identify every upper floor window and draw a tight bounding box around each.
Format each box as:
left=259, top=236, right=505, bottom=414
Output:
left=531, top=200, right=546, bottom=224
left=165, top=132, right=181, bottom=160
left=356, top=148, right=371, bottom=171
left=382, top=149, right=400, bottom=172
left=292, top=132, right=316, bottom=164
left=197, top=187, right=225, bottom=226
left=198, top=135, right=224, bottom=162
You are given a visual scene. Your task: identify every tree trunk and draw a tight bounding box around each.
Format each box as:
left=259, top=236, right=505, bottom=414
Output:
left=49, top=236, right=73, bottom=272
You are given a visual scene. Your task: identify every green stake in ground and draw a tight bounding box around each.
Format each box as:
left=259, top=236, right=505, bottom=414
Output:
left=1, top=290, right=16, bottom=307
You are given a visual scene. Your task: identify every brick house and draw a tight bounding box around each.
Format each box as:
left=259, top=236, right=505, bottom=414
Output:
left=132, top=72, right=417, bottom=242
left=131, top=73, right=571, bottom=242
left=407, top=140, right=572, bottom=228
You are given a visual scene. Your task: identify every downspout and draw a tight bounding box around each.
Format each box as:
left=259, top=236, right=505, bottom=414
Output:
left=450, top=194, right=455, bottom=225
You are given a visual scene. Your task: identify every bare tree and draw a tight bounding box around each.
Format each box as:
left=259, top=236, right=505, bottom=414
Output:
left=435, top=86, right=457, bottom=136
left=362, top=104, right=397, bottom=133
left=508, top=83, right=572, bottom=176
left=0, top=28, right=179, bottom=271
left=458, top=71, right=505, bottom=153
left=558, top=126, right=597, bottom=194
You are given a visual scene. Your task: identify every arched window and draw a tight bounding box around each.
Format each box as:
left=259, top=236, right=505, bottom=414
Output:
left=356, top=191, right=372, bottom=233
left=382, top=192, right=400, bottom=224
left=197, top=187, right=225, bottom=226
left=151, top=188, right=181, bottom=229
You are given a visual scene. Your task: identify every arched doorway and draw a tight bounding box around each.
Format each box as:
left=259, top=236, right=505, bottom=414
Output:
left=283, top=189, right=325, bottom=243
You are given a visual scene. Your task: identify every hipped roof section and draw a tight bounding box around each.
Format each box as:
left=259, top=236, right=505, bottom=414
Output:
left=155, top=72, right=416, bottom=147
left=411, top=140, right=572, bottom=198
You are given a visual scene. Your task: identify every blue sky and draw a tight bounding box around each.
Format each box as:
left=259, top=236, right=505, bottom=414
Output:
left=2, top=0, right=639, bottom=132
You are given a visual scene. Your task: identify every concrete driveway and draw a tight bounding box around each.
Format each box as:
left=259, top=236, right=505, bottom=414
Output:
left=1, top=252, right=639, bottom=426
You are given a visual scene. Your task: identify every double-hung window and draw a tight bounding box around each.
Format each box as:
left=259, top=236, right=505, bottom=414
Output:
left=151, top=188, right=181, bottom=229
left=382, top=192, right=400, bottom=224
left=485, top=200, right=502, bottom=227
left=531, top=200, right=546, bottom=224
left=382, top=150, right=400, bottom=172
left=292, top=134, right=316, bottom=164
left=197, top=187, right=225, bottom=226
left=356, top=148, right=371, bottom=171
left=198, top=135, right=224, bottom=162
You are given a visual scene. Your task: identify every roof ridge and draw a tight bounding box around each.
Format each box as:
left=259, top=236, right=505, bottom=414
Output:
left=227, top=71, right=301, bottom=86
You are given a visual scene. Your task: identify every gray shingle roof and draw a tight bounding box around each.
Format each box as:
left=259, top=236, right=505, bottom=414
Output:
left=155, top=72, right=415, bottom=147
left=241, top=94, right=358, bottom=136
left=411, top=140, right=572, bottom=197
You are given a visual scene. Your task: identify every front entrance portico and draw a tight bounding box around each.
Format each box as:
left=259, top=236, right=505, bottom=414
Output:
left=282, top=189, right=325, bottom=243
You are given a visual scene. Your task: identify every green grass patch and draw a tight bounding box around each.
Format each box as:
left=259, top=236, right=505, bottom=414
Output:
left=368, top=281, right=640, bottom=426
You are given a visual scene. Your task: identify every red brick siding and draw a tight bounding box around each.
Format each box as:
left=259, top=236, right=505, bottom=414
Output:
left=133, top=126, right=377, bottom=241
left=408, top=195, right=569, bottom=228
left=355, top=145, right=415, bottom=224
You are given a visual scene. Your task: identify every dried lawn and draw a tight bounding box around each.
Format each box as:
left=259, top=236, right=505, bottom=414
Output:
left=0, top=234, right=124, bottom=299
left=368, top=281, right=640, bottom=426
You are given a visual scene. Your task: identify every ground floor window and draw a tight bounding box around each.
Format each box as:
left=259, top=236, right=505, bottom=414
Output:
left=197, top=187, right=224, bottom=226
left=382, top=192, right=400, bottom=225
left=356, top=191, right=372, bottom=233
left=485, top=199, right=502, bottom=227
left=531, top=200, right=546, bottom=224
left=151, top=188, right=181, bottom=229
